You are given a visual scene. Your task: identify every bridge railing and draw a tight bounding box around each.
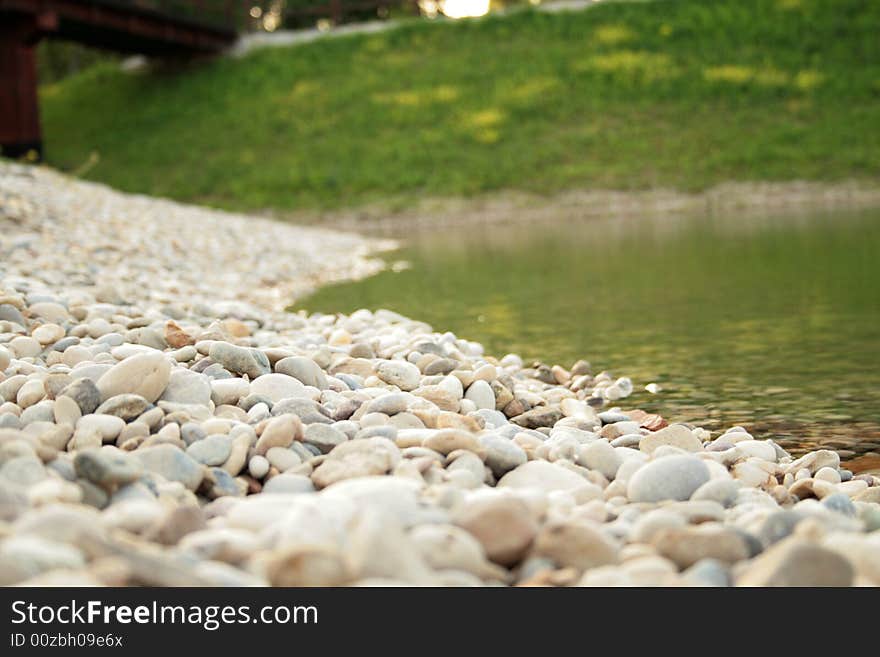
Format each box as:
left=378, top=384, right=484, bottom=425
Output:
left=75, top=0, right=430, bottom=33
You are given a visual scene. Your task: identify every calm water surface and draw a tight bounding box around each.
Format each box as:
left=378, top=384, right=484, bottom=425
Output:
left=298, top=209, right=880, bottom=465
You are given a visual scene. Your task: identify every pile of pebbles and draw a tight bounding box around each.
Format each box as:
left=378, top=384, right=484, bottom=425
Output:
left=0, top=163, right=878, bottom=587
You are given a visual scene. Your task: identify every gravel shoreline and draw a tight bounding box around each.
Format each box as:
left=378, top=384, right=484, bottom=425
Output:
left=1, top=163, right=878, bottom=587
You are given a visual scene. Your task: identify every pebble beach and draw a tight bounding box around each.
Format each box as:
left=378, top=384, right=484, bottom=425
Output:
left=1, top=162, right=878, bottom=587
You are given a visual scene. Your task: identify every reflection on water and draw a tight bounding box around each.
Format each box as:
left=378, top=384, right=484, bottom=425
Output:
left=298, top=209, right=880, bottom=467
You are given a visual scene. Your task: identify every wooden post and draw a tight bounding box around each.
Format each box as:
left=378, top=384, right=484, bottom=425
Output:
left=330, top=0, right=342, bottom=25
left=0, top=15, right=45, bottom=160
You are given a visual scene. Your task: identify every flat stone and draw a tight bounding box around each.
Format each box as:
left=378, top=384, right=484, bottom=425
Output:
left=480, top=434, right=527, bottom=478
left=58, top=378, right=101, bottom=414
left=160, top=369, right=212, bottom=406
left=255, top=414, right=302, bottom=455
left=375, top=360, right=421, bottom=391
left=275, top=356, right=328, bottom=390
left=639, top=424, right=703, bottom=454
left=75, top=414, right=125, bottom=442
left=363, top=392, right=409, bottom=416
left=208, top=342, right=270, bottom=379
left=453, top=495, right=538, bottom=567
left=0, top=455, right=47, bottom=488
left=311, top=437, right=401, bottom=488
left=262, top=473, right=315, bottom=494
left=497, top=460, right=587, bottom=493
left=94, top=394, right=151, bottom=421
left=651, top=526, right=751, bottom=569
left=131, top=444, right=204, bottom=491
left=73, top=449, right=143, bottom=488
left=737, top=538, right=854, bottom=587
left=272, top=397, right=331, bottom=424
left=690, top=479, right=741, bottom=507
left=303, top=423, right=347, bottom=454
left=533, top=519, right=619, bottom=572
left=423, top=429, right=482, bottom=456
left=186, top=435, right=234, bottom=466
left=511, top=406, right=564, bottom=429
left=265, top=446, right=302, bottom=472
left=96, top=352, right=172, bottom=403
left=250, top=373, right=307, bottom=403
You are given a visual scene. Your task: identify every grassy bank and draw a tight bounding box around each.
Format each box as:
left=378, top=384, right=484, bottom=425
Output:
left=40, top=0, right=880, bottom=211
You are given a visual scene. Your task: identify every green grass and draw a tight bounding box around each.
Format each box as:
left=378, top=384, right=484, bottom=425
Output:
left=39, top=0, right=880, bottom=212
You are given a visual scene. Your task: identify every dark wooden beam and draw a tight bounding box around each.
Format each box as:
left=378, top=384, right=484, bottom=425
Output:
left=0, top=14, right=43, bottom=159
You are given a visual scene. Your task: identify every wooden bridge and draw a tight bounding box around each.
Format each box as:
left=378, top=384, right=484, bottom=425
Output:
left=0, top=0, right=243, bottom=158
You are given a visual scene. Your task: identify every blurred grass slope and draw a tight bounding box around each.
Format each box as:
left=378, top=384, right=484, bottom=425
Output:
left=40, top=0, right=880, bottom=211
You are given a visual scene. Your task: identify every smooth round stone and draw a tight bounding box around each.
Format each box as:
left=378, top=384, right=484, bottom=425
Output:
left=73, top=449, right=143, bottom=488
left=578, top=439, right=622, bottom=480
left=355, top=425, right=397, bottom=441
left=650, top=526, right=750, bottom=569
left=681, top=559, right=732, bottom=587
left=0, top=304, right=26, bottom=326
left=58, top=378, right=101, bottom=414
left=480, top=434, right=527, bottom=478
left=0, top=346, right=11, bottom=370
left=0, top=536, right=85, bottom=582
left=630, top=509, right=687, bottom=543
left=265, top=446, right=303, bottom=472
left=690, top=479, right=741, bottom=507
left=363, top=392, right=409, bottom=416
left=76, top=414, right=125, bottom=441
left=0, top=455, right=47, bottom=487
left=249, top=373, right=307, bottom=403
left=186, top=435, right=234, bottom=466
left=464, top=380, right=495, bottom=411
left=53, top=395, right=81, bottom=426
left=815, top=466, right=842, bottom=484
left=208, top=342, right=270, bottom=379
left=204, top=467, right=244, bottom=498
left=310, top=437, right=401, bottom=488
left=275, top=356, right=328, bottom=390
left=32, top=323, right=65, bottom=345
left=262, top=473, right=315, bottom=494
left=734, top=440, right=778, bottom=462
left=248, top=455, right=270, bottom=479
left=453, top=495, right=538, bottom=567
left=10, top=336, right=41, bottom=358
left=497, top=460, right=587, bottom=493
left=737, top=539, right=853, bottom=586
left=96, top=351, right=172, bottom=403
left=94, top=394, right=151, bottom=421
left=599, top=411, right=631, bottom=424
left=639, top=424, right=702, bottom=454
left=254, top=414, right=301, bottom=455
left=627, top=455, right=711, bottom=503
left=131, top=445, right=204, bottom=491
left=51, top=337, right=79, bottom=353
left=374, top=360, right=421, bottom=391
left=423, top=429, right=481, bottom=456
left=822, top=492, right=857, bottom=517
left=210, top=378, right=250, bottom=406
left=303, top=423, right=347, bottom=454
left=272, top=398, right=330, bottom=424
left=19, top=399, right=54, bottom=425
left=533, top=519, right=619, bottom=571
left=160, top=369, right=212, bottom=406
left=16, top=379, right=46, bottom=408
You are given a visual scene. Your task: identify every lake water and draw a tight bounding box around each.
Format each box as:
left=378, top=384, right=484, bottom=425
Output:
left=297, top=208, right=880, bottom=469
